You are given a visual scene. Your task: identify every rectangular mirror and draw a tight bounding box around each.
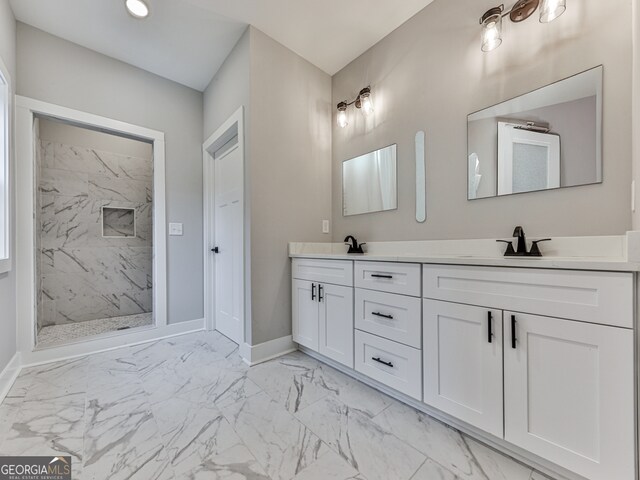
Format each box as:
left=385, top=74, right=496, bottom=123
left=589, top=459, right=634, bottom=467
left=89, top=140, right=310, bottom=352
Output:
left=467, top=66, right=603, bottom=200
left=343, top=144, right=397, bottom=216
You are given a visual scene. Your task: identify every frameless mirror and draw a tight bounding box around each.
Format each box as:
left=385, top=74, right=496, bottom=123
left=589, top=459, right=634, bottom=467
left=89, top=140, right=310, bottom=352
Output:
left=343, top=144, right=397, bottom=216
left=467, top=66, right=603, bottom=200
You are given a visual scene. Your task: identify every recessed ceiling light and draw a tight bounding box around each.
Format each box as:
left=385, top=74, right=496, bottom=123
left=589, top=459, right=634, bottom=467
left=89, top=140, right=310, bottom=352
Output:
left=125, top=0, right=150, bottom=19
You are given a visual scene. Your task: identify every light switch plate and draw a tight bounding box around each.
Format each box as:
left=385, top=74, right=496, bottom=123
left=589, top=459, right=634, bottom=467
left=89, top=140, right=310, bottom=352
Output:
left=322, top=220, right=330, bottom=234
left=169, top=223, right=183, bottom=236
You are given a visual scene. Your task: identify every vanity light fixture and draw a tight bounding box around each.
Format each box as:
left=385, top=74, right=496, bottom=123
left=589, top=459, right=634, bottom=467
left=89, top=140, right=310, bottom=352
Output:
left=125, top=0, right=150, bottom=19
left=480, top=0, right=566, bottom=52
left=336, top=86, right=374, bottom=128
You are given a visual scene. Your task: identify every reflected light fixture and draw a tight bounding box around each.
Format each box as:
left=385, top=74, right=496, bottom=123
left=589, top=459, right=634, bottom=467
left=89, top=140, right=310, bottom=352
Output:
left=480, top=0, right=566, bottom=51
left=336, top=86, right=374, bottom=128
left=125, top=0, right=150, bottom=19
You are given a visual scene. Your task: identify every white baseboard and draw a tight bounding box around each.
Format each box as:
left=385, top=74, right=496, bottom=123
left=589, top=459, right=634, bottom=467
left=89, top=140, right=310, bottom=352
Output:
left=21, top=318, right=206, bottom=368
left=0, top=352, right=22, bottom=403
left=240, top=335, right=297, bottom=366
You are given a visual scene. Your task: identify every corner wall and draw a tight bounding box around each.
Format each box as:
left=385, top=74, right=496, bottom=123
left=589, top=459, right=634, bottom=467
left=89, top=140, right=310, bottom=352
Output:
left=249, top=28, right=332, bottom=345
left=0, top=0, right=16, bottom=374
left=16, top=23, right=205, bottom=324
left=332, top=0, right=632, bottom=241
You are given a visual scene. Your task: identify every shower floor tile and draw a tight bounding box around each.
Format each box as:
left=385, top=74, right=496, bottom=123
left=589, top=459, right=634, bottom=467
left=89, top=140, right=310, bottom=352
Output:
left=36, top=313, right=153, bottom=349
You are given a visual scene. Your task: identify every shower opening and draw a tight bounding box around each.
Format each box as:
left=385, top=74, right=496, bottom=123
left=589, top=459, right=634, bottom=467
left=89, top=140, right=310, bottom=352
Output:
left=34, top=116, right=155, bottom=348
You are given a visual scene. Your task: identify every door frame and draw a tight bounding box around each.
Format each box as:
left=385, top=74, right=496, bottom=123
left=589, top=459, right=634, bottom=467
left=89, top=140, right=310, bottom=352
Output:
left=202, top=106, right=246, bottom=345
left=14, top=96, right=170, bottom=361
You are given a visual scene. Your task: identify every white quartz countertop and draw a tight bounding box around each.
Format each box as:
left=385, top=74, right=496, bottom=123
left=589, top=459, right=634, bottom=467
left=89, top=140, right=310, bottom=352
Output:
left=289, top=235, right=640, bottom=272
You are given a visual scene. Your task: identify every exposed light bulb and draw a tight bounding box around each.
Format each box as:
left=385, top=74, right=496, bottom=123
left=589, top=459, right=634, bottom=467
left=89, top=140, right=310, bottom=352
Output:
left=360, top=92, right=374, bottom=116
left=125, top=0, right=150, bottom=19
left=539, top=0, right=566, bottom=23
left=480, top=6, right=504, bottom=52
left=337, top=102, right=348, bottom=128
left=481, top=19, right=502, bottom=52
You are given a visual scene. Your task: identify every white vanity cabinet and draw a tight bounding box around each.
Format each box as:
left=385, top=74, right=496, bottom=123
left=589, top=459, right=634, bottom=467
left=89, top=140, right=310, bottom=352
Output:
left=423, top=264, right=636, bottom=480
left=353, top=261, right=423, bottom=400
left=504, top=311, right=635, bottom=480
left=423, top=300, right=504, bottom=437
left=292, top=258, right=354, bottom=368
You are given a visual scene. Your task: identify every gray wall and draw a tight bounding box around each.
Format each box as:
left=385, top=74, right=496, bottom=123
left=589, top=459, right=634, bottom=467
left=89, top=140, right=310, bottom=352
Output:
left=0, top=0, right=16, bottom=373
left=37, top=120, right=153, bottom=329
left=332, top=0, right=632, bottom=241
left=203, top=28, right=253, bottom=342
left=17, top=23, right=204, bottom=324
left=249, top=28, right=332, bottom=344
left=203, top=27, right=332, bottom=346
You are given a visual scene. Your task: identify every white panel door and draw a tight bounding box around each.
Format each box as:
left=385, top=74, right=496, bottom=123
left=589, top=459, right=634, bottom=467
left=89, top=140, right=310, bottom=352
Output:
left=214, top=145, right=243, bottom=344
left=504, top=312, right=635, bottom=480
left=498, top=122, right=560, bottom=195
left=292, top=279, right=319, bottom=350
left=319, top=283, right=354, bottom=368
left=423, top=300, right=503, bottom=437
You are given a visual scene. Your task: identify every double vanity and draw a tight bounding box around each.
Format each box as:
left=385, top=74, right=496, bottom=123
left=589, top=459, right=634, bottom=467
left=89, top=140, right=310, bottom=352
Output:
left=290, top=235, right=639, bottom=480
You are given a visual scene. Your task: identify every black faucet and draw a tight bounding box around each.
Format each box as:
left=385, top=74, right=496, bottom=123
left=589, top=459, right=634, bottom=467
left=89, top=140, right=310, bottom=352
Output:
left=497, top=226, right=551, bottom=257
left=513, top=226, right=527, bottom=254
left=344, top=235, right=366, bottom=254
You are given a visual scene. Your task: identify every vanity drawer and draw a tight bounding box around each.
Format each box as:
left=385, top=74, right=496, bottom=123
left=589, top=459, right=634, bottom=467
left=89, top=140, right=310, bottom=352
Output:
left=355, top=289, right=421, bottom=348
left=292, top=258, right=353, bottom=287
left=423, top=265, right=633, bottom=328
left=355, top=330, right=422, bottom=400
left=355, top=261, right=421, bottom=296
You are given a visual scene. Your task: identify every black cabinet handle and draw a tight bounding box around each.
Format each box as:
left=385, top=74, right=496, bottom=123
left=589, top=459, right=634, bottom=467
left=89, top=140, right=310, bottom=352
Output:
left=511, top=315, right=517, bottom=349
left=487, top=311, right=493, bottom=344
left=372, top=312, right=394, bottom=320
left=211, top=246, right=219, bottom=253
left=311, top=283, right=316, bottom=301
left=372, top=357, right=393, bottom=368
left=371, top=274, right=393, bottom=279
left=318, top=284, right=324, bottom=302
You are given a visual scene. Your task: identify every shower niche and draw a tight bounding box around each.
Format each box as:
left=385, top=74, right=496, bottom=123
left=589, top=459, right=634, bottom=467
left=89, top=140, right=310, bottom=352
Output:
left=102, top=207, right=136, bottom=238
left=35, top=117, right=155, bottom=348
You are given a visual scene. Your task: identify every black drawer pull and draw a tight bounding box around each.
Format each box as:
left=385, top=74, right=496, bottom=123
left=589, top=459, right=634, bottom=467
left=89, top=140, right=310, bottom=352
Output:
left=487, top=311, right=493, bottom=344
left=372, top=312, right=394, bottom=320
left=318, top=284, right=324, bottom=302
left=371, top=274, right=393, bottom=279
left=311, top=283, right=316, bottom=301
left=372, top=357, right=394, bottom=368
left=511, top=315, right=517, bottom=349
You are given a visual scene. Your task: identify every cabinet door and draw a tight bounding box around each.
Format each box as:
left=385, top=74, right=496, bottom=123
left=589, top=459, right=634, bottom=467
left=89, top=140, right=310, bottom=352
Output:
left=292, top=279, right=319, bottom=350
left=319, top=283, right=354, bottom=368
left=423, top=300, right=503, bottom=437
left=505, top=312, right=635, bottom=480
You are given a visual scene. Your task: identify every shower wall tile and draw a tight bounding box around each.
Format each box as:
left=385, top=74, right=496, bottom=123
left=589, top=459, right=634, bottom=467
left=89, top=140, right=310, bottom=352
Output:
left=88, top=175, right=151, bottom=203
left=37, top=140, right=153, bottom=328
left=40, top=168, right=89, bottom=197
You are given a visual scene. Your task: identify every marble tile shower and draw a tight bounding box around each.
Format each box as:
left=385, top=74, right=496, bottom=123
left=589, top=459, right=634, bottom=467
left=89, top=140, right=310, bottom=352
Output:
left=36, top=137, right=154, bottom=334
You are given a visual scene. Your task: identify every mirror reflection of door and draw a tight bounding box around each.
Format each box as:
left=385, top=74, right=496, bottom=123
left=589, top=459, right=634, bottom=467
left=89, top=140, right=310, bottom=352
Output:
left=497, top=122, right=560, bottom=195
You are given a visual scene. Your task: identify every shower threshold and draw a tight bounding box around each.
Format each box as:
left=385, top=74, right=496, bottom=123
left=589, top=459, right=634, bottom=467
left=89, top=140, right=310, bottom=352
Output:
left=36, top=312, right=154, bottom=349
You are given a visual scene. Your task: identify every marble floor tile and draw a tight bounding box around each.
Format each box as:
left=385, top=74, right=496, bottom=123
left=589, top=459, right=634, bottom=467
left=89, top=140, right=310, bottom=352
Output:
left=372, top=399, right=490, bottom=479
left=184, top=444, right=270, bottom=480
left=220, top=390, right=330, bottom=480
left=249, top=352, right=390, bottom=417
left=410, top=459, right=460, bottom=480
left=295, top=395, right=426, bottom=480
left=0, top=331, right=554, bottom=480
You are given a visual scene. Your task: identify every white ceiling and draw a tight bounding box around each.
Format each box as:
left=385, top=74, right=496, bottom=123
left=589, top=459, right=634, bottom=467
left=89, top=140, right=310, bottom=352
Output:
left=10, top=0, right=435, bottom=91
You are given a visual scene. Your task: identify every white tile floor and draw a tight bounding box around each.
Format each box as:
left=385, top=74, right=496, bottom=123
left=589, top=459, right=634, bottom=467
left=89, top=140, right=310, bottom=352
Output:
left=37, top=313, right=154, bottom=349
left=0, top=331, right=553, bottom=479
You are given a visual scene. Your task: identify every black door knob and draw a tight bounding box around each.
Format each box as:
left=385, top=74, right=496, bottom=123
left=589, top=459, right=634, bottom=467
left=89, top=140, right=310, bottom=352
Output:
left=211, top=247, right=219, bottom=253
